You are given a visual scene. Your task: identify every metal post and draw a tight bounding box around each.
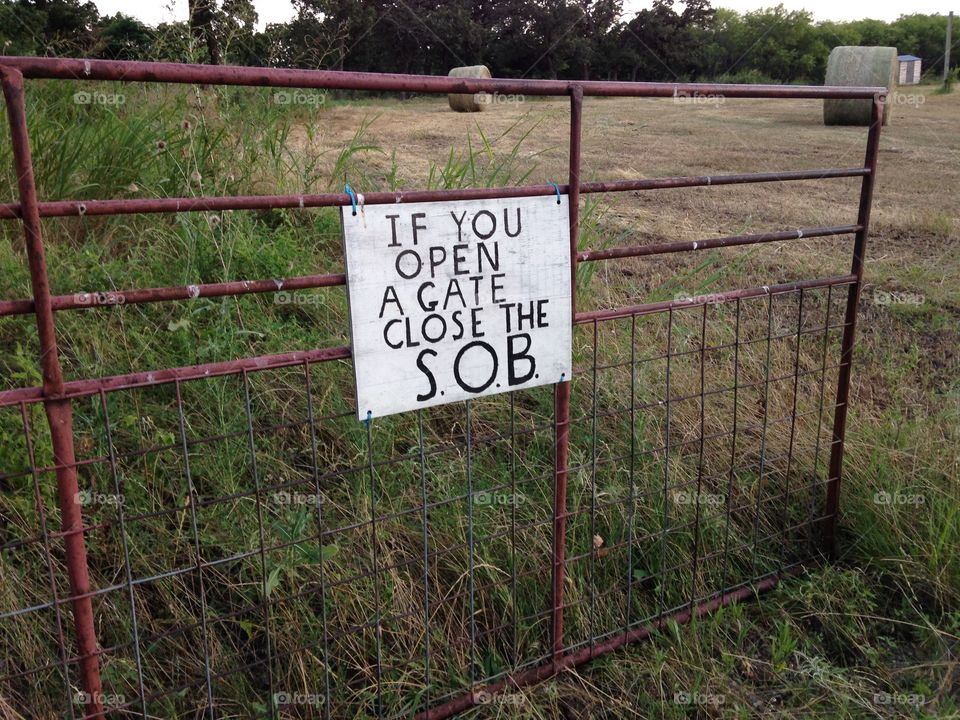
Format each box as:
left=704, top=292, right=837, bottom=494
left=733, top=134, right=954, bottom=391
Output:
left=0, top=67, right=103, bottom=717
left=551, top=84, right=582, bottom=666
left=945, top=11, right=954, bottom=87
left=823, top=96, right=883, bottom=558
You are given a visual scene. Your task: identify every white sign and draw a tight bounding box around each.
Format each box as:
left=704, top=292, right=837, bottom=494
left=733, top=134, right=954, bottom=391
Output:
left=342, top=194, right=572, bottom=420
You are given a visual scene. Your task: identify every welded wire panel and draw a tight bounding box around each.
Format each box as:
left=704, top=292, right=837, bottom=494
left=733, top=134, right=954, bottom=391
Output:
left=561, top=283, right=851, bottom=652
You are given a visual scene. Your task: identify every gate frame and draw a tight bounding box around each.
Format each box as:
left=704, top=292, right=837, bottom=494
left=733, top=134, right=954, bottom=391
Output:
left=0, top=57, right=884, bottom=719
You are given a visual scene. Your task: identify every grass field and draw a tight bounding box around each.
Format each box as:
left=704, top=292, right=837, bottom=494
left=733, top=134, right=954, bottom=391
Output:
left=0, top=79, right=956, bottom=718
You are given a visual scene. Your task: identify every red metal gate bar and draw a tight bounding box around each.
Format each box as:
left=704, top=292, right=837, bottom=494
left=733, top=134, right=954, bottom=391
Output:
left=552, top=85, right=582, bottom=668
left=0, top=224, right=862, bottom=319
left=0, top=167, right=869, bottom=220
left=0, top=66, right=103, bottom=718
left=415, top=562, right=815, bottom=719
left=823, top=96, right=884, bottom=557
left=0, top=56, right=882, bottom=99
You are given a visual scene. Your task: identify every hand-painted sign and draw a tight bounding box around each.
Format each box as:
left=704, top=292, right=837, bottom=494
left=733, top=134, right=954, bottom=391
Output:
left=342, top=194, right=572, bottom=420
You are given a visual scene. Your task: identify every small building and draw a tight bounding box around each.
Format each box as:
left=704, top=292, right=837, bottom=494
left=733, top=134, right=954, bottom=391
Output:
left=898, top=55, right=922, bottom=85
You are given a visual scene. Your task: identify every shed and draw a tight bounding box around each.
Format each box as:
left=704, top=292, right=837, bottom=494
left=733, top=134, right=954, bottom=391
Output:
left=898, top=54, right=922, bottom=85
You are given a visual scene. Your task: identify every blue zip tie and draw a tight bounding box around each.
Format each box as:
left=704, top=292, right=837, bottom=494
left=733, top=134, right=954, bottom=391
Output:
left=345, top=184, right=358, bottom=216
left=548, top=181, right=561, bottom=204
left=363, top=409, right=372, bottom=425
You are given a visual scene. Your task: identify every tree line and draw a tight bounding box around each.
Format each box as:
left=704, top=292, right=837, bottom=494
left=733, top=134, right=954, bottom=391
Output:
left=0, top=0, right=955, bottom=84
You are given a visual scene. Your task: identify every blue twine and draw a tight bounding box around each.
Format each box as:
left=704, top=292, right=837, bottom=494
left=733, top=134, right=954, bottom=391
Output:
left=363, top=409, right=373, bottom=425
left=548, top=181, right=561, bottom=204
left=345, top=184, right=358, bottom=216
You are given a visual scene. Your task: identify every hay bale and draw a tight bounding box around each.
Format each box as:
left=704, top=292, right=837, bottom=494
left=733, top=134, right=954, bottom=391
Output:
left=447, top=65, right=492, bottom=112
left=823, top=46, right=897, bottom=126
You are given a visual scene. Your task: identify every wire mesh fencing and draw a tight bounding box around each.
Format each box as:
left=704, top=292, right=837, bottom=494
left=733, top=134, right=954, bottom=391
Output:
left=0, top=58, right=883, bottom=718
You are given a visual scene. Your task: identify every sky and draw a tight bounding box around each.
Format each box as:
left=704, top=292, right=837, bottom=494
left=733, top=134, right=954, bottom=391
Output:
left=92, top=0, right=955, bottom=31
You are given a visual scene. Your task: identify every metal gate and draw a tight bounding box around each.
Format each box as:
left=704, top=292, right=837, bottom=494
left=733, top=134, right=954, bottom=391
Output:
left=0, top=58, right=883, bottom=719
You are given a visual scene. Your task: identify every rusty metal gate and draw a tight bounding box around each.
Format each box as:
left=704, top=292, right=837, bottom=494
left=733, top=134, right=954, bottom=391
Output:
left=0, top=58, right=883, bottom=719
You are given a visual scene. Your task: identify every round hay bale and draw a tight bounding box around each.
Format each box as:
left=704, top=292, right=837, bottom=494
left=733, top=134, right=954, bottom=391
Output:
left=447, top=65, right=492, bottom=113
left=823, top=46, right=897, bottom=126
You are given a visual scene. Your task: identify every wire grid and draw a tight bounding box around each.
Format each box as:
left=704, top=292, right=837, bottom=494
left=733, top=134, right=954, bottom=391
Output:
left=0, top=278, right=851, bottom=718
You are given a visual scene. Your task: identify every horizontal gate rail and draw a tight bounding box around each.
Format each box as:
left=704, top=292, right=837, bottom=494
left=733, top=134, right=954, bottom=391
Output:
left=0, top=56, right=883, bottom=720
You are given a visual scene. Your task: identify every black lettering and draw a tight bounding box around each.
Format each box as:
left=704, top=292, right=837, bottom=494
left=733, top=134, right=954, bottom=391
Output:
left=490, top=273, right=506, bottom=304
left=453, top=341, right=498, bottom=393
left=451, top=310, right=465, bottom=340
left=417, top=282, right=437, bottom=311
left=415, top=349, right=437, bottom=401
left=536, top=299, right=549, bottom=327
left=450, top=210, right=467, bottom=242
left=411, top=213, right=427, bottom=245
left=378, top=285, right=403, bottom=318
left=443, top=279, right=466, bottom=310
left=383, top=319, right=403, bottom=349
left=452, top=244, right=469, bottom=275
left=386, top=214, right=401, bottom=247
left=503, top=207, right=521, bottom=237
left=470, top=307, right=484, bottom=338
left=396, top=249, right=422, bottom=279
left=422, top=314, right=447, bottom=343
left=507, top=333, right=536, bottom=386
left=477, top=242, right=499, bottom=273
left=428, top=246, right=447, bottom=278
left=472, top=210, right=496, bottom=240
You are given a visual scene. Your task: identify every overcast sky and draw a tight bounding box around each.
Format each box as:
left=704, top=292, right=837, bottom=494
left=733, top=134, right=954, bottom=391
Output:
left=92, top=0, right=954, bottom=31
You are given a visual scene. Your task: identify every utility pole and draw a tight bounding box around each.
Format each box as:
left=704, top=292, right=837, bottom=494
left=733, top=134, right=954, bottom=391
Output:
left=946, top=11, right=954, bottom=87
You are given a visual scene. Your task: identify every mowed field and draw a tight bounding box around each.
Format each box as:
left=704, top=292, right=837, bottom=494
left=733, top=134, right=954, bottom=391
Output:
left=0, top=80, right=956, bottom=719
